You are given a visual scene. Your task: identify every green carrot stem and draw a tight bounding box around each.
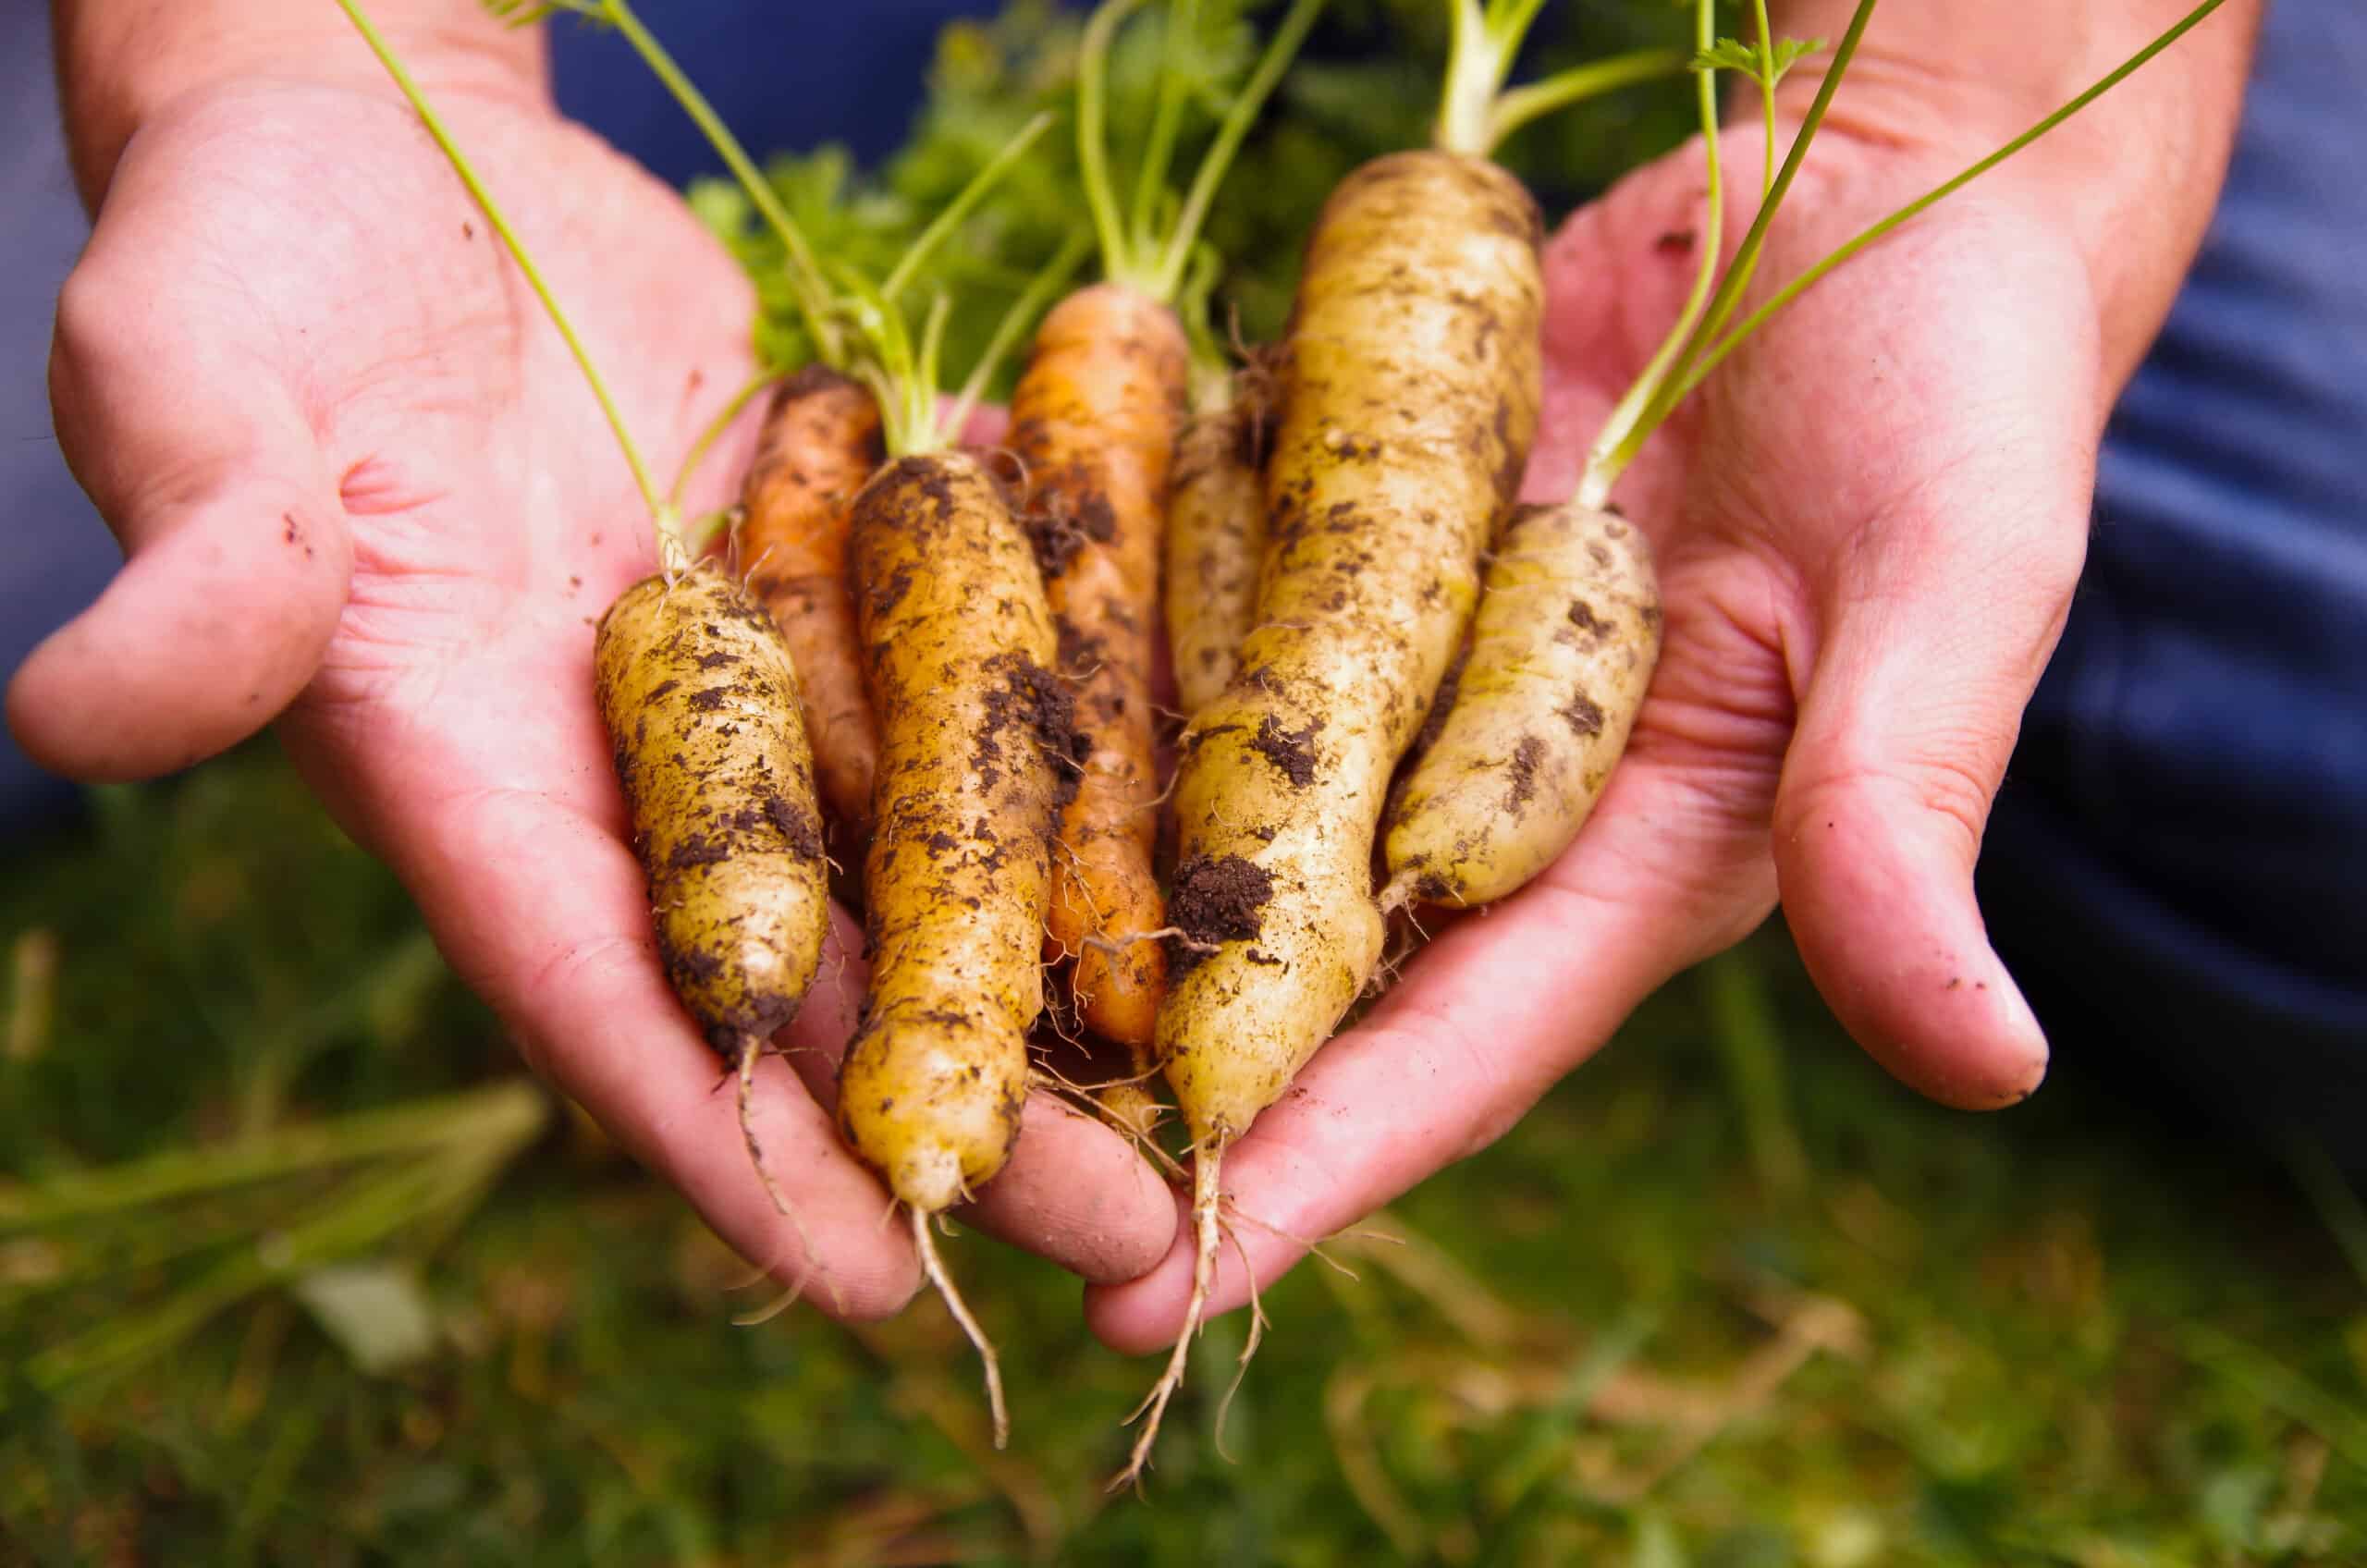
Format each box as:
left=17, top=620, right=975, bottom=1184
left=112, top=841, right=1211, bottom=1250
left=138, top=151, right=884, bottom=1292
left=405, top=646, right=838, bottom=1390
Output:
left=1146, top=0, right=1329, bottom=301
left=1662, top=1, right=1879, bottom=411
left=950, top=230, right=1094, bottom=440
left=334, top=0, right=681, bottom=570
left=1584, top=0, right=1880, bottom=497
left=1177, top=241, right=1235, bottom=411
left=1483, top=48, right=1689, bottom=154
left=914, top=293, right=954, bottom=435
left=595, top=0, right=841, bottom=365
left=1435, top=0, right=1550, bottom=158
left=1670, top=0, right=2230, bottom=403
left=1078, top=0, right=1154, bottom=286
left=1699, top=2, right=1796, bottom=333
left=1130, top=0, right=1203, bottom=254
left=1574, top=0, right=1730, bottom=510
left=668, top=368, right=779, bottom=512
left=1753, top=0, right=1779, bottom=198
left=880, top=111, right=1057, bottom=302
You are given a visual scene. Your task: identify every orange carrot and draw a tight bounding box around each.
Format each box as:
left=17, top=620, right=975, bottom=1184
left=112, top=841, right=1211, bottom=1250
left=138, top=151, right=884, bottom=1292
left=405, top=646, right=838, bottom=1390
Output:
left=737, top=366, right=887, bottom=834
left=1014, top=0, right=1320, bottom=1068
left=1012, top=284, right=1189, bottom=1051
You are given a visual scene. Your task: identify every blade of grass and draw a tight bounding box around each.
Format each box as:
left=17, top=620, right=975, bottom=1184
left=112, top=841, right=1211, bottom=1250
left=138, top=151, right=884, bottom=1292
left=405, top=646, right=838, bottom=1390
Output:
left=1702, top=950, right=1809, bottom=1205
left=2177, top=1323, right=2367, bottom=1475
left=0, top=1081, right=546, bottom=1230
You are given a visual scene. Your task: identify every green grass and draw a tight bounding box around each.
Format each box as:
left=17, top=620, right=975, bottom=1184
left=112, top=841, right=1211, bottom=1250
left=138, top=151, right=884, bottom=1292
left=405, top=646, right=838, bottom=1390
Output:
left=6, top=5, right=2362, bottom=1561
left=2, top=741, right=2361, bottom=1565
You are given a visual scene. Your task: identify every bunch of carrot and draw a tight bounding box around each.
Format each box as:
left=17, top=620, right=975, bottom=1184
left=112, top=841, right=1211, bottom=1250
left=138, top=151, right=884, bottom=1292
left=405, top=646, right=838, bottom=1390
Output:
left=343, top=0, right=2230, bottom=1488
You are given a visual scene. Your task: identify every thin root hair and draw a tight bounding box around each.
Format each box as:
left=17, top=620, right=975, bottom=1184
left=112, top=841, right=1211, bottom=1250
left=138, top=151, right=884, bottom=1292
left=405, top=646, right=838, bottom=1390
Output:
left=912, top=1205, right=1011, bottom=1450
left=732, top=1039, right=833, bottom=1313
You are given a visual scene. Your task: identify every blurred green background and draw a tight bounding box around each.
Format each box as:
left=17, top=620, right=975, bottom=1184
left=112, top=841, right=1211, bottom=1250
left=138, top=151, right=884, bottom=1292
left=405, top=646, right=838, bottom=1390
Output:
left=5, top=3, right=2364, bottom=1563
left=6, top=744, right=2361, bottom=1564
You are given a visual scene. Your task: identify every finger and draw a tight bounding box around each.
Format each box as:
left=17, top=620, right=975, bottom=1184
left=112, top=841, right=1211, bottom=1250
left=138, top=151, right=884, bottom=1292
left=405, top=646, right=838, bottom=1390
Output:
left=1772, top=530, right=2079, bottom=1109
left=285, top=692, right=926, bottom=1321
left=957, top=400, right=1011, bottom=450
left=7, top=169, right=352, bottom=782
left=1769, top=320, right=2100, bottom=1112
left=1086, top=756, right=1773, bottom=1354
left=778, top=953, right=1179, bottom=1286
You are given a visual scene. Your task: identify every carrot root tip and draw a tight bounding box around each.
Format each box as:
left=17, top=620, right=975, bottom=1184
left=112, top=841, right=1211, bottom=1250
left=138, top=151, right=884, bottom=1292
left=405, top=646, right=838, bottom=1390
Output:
left=913, top=1205, right=1009, bottom=1450
left=734, top=1037, right=836, bottom=1315
left=1107, top=1145, right=1225, bottom=1495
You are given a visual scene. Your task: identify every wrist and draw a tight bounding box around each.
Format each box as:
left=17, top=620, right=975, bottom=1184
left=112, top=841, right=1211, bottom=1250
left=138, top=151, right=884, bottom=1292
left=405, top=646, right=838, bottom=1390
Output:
left=1767, top=0, right=2263, bottom=387
left=53, top=0, right=549, bottom=207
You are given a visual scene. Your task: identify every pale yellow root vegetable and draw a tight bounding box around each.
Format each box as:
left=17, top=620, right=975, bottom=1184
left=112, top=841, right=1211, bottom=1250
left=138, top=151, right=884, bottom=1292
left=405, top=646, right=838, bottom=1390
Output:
left=1119, top=148, right=1543, bottom=1490
left=594, top=564, right=831, bottom=1216
left=840, top=450, right=1075, bottom=1448
left=1164, top=367, right=1273, bottom=718
left=1380, top=500, right=1661, bottom=911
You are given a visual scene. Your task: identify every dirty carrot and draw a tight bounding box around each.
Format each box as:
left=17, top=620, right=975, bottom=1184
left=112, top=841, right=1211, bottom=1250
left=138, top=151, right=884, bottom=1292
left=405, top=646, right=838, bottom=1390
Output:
left=1163, top=347, right=1276, bottom=720
left=1389, top=0, right=2233, bottom=912
left=341, top=0, right=831, bottom=1225
left=1118, top=0, right=1658, bottom=1490
left=736, top=368, right=888, bottom=834
left=1016, top=0, right=1323, bottom=1063
left=826, top=244, right=1086, bottom=1445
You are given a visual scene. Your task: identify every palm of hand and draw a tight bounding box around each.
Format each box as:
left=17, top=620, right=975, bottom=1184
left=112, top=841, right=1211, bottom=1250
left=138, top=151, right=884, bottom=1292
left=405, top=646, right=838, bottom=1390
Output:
left=1088, top=130, right=2103, bottom=1351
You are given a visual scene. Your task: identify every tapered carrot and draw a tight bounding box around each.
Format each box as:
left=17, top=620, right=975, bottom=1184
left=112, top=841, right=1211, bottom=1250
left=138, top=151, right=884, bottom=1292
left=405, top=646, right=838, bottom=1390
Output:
left=1118, top=0, right=1565, bottom=1494
left=1021, top=0, right=1323, bottom=1067
left=1014, top=285, right=1188, bottom=1049
left=738, top=367, right=887, bottom=833
left=1163, top=358, right=1273, bottom=719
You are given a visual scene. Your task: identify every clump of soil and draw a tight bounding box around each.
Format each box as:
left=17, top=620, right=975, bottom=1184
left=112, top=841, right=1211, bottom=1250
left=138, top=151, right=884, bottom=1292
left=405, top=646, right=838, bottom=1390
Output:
left=1168, top=854, right=1275, bottom=975
left=1250, top=715, right=1319, bottom=788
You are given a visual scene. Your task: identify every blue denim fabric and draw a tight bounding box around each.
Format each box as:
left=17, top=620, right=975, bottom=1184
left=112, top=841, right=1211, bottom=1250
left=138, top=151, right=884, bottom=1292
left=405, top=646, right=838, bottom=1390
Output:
left=1979, top=0, right=2367, bottom=1158
left=547, top=1, right=996, bottom=190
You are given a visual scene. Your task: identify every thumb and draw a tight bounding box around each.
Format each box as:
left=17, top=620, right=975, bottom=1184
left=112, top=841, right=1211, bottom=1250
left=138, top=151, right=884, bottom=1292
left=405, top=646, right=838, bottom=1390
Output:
left=1771, top=420, right=2095, bottom=1110
left=7, top=226, right=351, bottom=782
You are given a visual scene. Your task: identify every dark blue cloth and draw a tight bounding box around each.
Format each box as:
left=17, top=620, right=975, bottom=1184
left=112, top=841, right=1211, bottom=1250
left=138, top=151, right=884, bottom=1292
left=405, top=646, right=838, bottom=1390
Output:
left=1980, top=0, right=2367, bottom=1159
left=547, top=1, right=994, bottom=190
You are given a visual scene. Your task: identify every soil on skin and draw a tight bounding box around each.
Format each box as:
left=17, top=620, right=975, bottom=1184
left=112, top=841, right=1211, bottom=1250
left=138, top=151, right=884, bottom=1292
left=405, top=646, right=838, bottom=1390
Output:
left=1562, top=690, right=1606, bottom=739
left=1168, top=854, right=1274, bottom=975
left=1250, top=715, right=1318, bottom=789
left=975, top=653, right=1086, bottom=805
left=869, top=564, right=915, bottom=619
left=1506, top=734, right=1544, bottom=813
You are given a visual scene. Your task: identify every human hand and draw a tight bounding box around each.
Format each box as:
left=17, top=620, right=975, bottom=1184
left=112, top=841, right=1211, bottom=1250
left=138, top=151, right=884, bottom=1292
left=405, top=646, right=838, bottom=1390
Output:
left=1090, top=0, right=2259, bottom=1352
left=7, top=16, right=1174, bottom=1315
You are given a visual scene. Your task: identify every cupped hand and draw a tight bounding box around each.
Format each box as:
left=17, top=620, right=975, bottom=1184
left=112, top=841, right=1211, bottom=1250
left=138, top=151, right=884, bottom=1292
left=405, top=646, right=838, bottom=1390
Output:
left=1091, top=123, right=2112, bottom=1352
left=6, top=58, right=1174, bottom=1315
